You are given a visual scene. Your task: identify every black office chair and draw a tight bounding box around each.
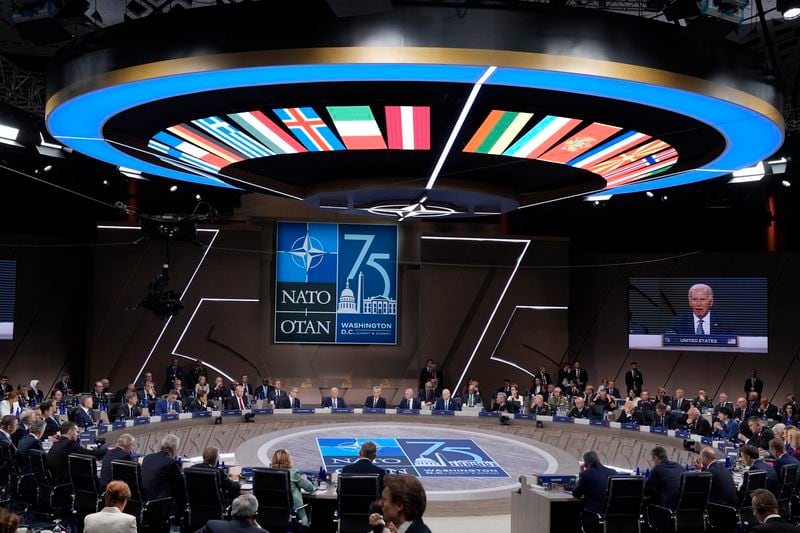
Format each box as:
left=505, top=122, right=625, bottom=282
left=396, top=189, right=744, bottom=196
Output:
left=647, top=471, right=712, bottom=533
left=252, top=467, right=309, bottom=533
left=69, top=454, right=103, bottom=522
left=581, top=476, right=645, bottom=533
left=184, top=468, right=229, bottom=531
left=776, top=463, right=798, bottom=519
left=0, top=440, right=16, bottom=508
left=111, top=459, right=173, bottom=533
left=29, top=449, right=73, bottom=519
left=738, top=469, right=767, bottom=530
left=337, top=474, right=380, bottom=533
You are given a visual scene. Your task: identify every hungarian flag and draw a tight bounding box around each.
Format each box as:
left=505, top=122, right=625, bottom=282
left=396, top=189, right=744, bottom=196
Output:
left=567, top=131, right=652, bottom=170
left=463, top=110, right=533, bottom=155
left=229, top=111, right=307, bottom=155
left=273, top=107, right=345, bottom=152
left=326, top=106, right=387, bottom=150
left=588, top=139, right=672, bottom=177
left=537, top=123, right=622, bottom=164
left=503, top=115, right=582, bottom=159
left=385, top=106, right=430, bottom=150
left=167, top=124, right=244, bottom=164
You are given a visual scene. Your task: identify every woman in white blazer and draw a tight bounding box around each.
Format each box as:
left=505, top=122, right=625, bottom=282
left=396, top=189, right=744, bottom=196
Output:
left=0, top=391, right=21, bottom=417
left=84, top=480, right=137, bottom=533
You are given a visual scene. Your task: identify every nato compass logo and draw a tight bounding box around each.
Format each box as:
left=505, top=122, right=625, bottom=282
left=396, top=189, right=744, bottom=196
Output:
left=275, top=223, right=338, bottom=343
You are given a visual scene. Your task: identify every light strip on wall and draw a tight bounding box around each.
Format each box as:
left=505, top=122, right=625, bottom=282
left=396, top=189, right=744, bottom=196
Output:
left=424, top=66, right=496, bottom=190
left=421, top=235, right=530, bottom=394
left=171, top=297, right=259, bottom=383
left=96, top=225, right=221, bottom=384
left=489, top=305, right=568, bottom=377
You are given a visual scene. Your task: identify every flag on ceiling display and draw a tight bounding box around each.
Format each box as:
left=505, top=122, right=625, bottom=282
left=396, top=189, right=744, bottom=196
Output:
left=567, top=131, right=652, bottom=170
left=463, top=110, right=533, bottom=155
left=604, top=147, right=679, bottom=188
left=228, top=111, right=307, bottom=155
left=191, top=116, right=273, bottom=159
left=587, top=139, right=672, bottom=177
left=274, top=107, right=345, bottom=152
left=537, top=123, right=622, bottom=164
left=167, top=124, right=244, bottom=164
left=326, top=106, right=387, bottom=150
left=385, top=106, right=430, bottom=150
left=148, top=131, right=229, bottom=173
left=503, top=115, right=582, bottom=159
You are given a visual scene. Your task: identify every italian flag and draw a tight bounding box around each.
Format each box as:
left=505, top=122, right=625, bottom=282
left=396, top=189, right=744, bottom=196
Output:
left=326, top=106, right=387, bottom=150
left=385, top=106, right=431, bottom=150
left=464, top=110, right=534, bottom=155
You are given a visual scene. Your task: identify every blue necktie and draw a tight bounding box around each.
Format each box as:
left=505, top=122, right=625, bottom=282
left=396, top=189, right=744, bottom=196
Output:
left=696, top=319, right=704, bottom=335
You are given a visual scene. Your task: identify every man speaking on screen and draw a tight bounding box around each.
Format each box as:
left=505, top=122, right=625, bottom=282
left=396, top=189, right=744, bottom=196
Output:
left=669, top=283, right=729, bottom=335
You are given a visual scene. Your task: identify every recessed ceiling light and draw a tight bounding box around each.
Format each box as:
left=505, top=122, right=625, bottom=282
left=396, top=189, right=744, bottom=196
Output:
left=169, top=185, right=178, bottom=192
left=43, top=165, right=53, bottom=172
left=781, top=180, right=791, bottom=187
left=646, top=191, right=654, bottom=198
left=195, top=194, right=202, bottom=200
left=102, top=179, right=109, bottom=185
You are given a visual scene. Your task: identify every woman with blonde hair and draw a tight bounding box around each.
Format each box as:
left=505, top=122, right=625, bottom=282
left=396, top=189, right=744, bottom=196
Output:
left=271, top=448, right=315, bottom=527
left=786, top=426, right=800, bottom=460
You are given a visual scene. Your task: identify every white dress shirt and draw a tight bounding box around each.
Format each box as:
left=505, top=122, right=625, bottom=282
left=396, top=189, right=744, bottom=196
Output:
left=693, top=312, right=711, bottom=335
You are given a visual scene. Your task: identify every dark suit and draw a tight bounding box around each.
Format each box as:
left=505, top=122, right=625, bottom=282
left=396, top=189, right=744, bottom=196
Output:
left=188, top=463, right=241, bottom=503
left=398, top=397, right=421, bottom=410
left=100, top=446, right=136, bottom=489
left=573, top=463, right=618, bottom=514
left=418, top=389, right=437, bottom=405
left=16, top=433, right=43, bottom=474
left=745, top=377, right=764, bottom=396
left=713, top=402, right=734, bottom=419
left=11, top=425, right=28, bottom=447
left=340, top=458, right=386, bottom=491
left=74, top=408, right=95, bottom=428
left=321, top=396, right=347, bottom=409
left=645, top=460, right=684, bottom=509
left=141, top=450, right=186, bottom=503
left=419, top=367, right=444, bottom=390
left=670, top=313, right=730, bottom=335
left=433, top=398, right=460, bottom=411
left=572, top=368, right=589, bottom=390
left=462, top=392, right=483, bottom=408
left=748, top=427, right=775, bottom=450
left=758, top=404, right=780, bottom=422
left=492, top=402, right=520, bottom=414
left=687, top=417, right=712, bottom=437
left=625, top=369, right=644, bottom=395
left=670, top=398, right=691, bottom=412
left=196, top=518, right=265, bottom=533
left=44, top=415, right=62, bottom=439
left=225, top=395, right=250, bottom=410
left=363, top=396, right=387, bottom=409
left=289, top=397, right=301, bottom=409
left=268, top=388, right=288, bottom=405
left=773, top=454, right=800, bottom=492
left=750, top=517, right=800, bottom=532
left=273, top=395, right=291, bottom=409
left=750, top=459, right=779, bottom=493
left=47, top=437, right=106, bottom=484
left=54, top=380, right=72, bottom=394
left=706, top=461, right=738, bottom=507
left=536, top=372, right=552, bottom=387
left=189, top=398, right=210, bottom=412
left=255, top=385, right=273, bottom=401
left=568, top=406, right=591, bottom=419
left=119, top=404, right=141, bottom=419
left=404, top=520, right=432, bottom=533
left=165, top=364, right=182, bottom=389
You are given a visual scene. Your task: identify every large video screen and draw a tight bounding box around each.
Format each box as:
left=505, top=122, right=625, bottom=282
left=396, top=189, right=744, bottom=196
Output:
left=0, top=260, right=16, bottom=340
left=274, top=222, right=398, bottom=344
left=628, top=278, right=767, bottom=353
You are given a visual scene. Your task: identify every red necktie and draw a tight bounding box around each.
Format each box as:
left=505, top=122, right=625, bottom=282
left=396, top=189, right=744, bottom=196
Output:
left=238, top=397, right=244, bottom=410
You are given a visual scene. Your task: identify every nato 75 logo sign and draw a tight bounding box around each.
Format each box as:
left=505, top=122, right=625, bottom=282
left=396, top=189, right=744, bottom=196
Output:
left=275, top=222, right=397, bottom=344
left=316, top=437, right=508, bottom=478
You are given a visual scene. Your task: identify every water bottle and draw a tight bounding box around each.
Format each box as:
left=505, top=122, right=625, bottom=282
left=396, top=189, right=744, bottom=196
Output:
left=645, top=468, right=651, bottom=478
left=318, top=466, right=325, bottom=483
left=636, top=467, right=641, bottom=476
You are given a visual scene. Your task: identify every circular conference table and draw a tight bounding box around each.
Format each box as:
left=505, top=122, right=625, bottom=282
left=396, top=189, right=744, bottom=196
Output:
left=91, top=408, right=718, bottom=520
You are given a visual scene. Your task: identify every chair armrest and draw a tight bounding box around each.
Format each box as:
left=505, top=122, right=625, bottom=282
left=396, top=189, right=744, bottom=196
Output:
left=142, top=497, right=174, bottom=511
left=582, top=509, right=603, bottom=520
left=647, top=504, right=675, bottom=530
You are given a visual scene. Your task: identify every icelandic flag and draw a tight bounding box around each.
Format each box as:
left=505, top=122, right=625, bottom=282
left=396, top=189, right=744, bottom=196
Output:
left=228, top=111, right=307, bottom=155
left=326, top=106, right=387, bottom=150
left=385, top=106, right=431, bottom=150
left=463, top=110, right=533, bottom=155
left=274, top=107, right=345, bottom=152
left=503, top=115, right=581, bottom=159
left=191, top=116, right=274, bottom=159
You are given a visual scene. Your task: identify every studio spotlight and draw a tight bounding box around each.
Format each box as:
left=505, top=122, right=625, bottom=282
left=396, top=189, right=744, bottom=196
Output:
left=662, top=195, right=669, bottom=201
left=646, top=191, right=654, bottom=198
left=43, top=165, right=53, bottom=172
left=781, top=180, right=791, bottom=187
left=195, top=194, right=202, bottom=201
left=102, top=179, right=109, bottom=185
left=778, top=0, right=800, bottom=19
left=169, top=185, right=178, bottom=192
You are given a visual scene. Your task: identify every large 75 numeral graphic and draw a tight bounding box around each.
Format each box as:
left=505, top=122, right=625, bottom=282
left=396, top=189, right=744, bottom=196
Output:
left=344, top=233, right=391, bottom=297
